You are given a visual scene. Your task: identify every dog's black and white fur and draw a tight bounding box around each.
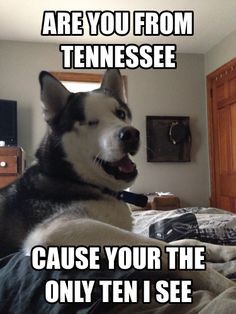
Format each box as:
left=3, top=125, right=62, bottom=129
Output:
left=0, top=69, right=235, bottom=295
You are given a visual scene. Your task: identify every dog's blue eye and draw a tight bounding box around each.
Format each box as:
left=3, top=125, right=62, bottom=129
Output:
left=115, top=109, right=126, bottom=120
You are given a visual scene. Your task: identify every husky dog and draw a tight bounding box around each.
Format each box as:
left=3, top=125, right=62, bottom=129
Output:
left=0, top=69, right=235, bottom=294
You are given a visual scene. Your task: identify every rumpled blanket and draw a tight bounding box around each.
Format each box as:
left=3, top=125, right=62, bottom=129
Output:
left=133, top=207, right=236, bottom=280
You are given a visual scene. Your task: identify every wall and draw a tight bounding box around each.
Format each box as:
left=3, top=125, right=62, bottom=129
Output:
left=0, top=40, right=208, bottom=206
left=205, top=29, right=236, bottom=74
left=128, top=55, right=208, bottom=206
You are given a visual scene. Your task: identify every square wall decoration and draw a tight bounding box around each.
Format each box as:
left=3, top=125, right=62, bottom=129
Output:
left=146, top=116, right=191, bottom=162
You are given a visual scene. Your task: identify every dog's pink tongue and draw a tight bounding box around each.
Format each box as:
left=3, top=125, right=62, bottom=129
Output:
left=117, top=156, right=136, bottom=173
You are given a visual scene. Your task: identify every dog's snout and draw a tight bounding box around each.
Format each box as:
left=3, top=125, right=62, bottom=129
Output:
left=119, top=127, right=140, bottom=155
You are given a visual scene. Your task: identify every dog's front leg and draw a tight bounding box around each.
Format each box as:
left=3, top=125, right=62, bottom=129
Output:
left=24, top=218, right=234, bottom=295
left=24, top=217, right=169, bottom=266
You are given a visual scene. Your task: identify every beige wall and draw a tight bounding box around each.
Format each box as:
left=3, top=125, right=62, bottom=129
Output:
left=128, top=55, right=208, bottom=206
left=0, top=40, right=208, bottom=206
left=205, top=29, right=236, bottom=74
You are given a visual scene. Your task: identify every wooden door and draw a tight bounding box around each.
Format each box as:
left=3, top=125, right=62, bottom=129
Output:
left=207, top=58, right=236, bottom=212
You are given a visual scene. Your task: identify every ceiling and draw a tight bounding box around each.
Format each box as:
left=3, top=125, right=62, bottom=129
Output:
left=1, top=0, right=236, bottom=53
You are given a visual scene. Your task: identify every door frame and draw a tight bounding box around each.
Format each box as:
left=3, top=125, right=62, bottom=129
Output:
left=207, top=57, right=236, bottom=207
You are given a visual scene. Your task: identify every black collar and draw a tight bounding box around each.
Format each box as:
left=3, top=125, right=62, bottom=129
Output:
left=103, top=188, right=148, bottom=208
left=38, top=168, right=148, bottom=208
left=62, top=176, right=148, bottom=208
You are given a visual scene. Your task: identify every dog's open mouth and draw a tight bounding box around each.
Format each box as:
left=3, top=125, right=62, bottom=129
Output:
left=95, top=155, right=138, bottom=181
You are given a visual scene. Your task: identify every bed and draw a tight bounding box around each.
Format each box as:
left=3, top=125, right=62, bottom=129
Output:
left=133, top=207, right=236, bottom=279
left=0, top=207, right=236, bottom=313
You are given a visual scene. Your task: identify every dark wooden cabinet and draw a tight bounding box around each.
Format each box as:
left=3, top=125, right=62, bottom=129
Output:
left=0, top=147, right=25, bottom=189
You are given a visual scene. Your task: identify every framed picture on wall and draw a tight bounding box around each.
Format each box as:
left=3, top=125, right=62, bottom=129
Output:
left=146, top=116, right=191, bottom=162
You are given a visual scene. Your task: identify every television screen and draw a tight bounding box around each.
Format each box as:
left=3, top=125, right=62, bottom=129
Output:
left=0, top=99, right=17, bottom=146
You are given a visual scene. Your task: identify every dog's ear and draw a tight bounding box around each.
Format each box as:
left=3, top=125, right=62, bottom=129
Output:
left=101, top=69, right=127, bottom=103
left=39, top=71, right=70, bottom=123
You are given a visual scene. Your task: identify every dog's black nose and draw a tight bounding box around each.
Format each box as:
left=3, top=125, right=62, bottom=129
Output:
left=119, top=127, right=140, bottom=155
left=119, top=127, right=140, bottom=142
